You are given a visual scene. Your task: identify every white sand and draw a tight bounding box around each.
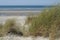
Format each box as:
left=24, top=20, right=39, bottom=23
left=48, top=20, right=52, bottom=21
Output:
left=0, top=16, right=26, bottom=25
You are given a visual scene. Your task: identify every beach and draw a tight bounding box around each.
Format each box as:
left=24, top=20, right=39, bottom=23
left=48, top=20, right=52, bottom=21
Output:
left=0, top=10, right=50, bottom=40
left=0, top=6, right=59, bottom=40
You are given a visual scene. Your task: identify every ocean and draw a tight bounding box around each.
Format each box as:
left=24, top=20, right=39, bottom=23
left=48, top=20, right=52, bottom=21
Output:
left=0, top=5, right=53, bottom=11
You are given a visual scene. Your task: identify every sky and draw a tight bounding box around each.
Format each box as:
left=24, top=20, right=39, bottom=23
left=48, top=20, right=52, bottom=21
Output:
left=0, top=0, right=60, bottom=5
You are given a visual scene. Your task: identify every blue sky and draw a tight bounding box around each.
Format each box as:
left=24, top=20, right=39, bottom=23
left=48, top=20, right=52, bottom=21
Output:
left=0, top=0, right=60, bottom=5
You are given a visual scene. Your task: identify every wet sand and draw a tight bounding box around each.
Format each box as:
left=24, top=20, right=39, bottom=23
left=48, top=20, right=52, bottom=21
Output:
left=0, top=11, right=41, bottom=16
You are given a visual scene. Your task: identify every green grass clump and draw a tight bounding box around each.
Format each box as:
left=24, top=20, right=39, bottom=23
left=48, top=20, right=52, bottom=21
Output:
left=0, top=24, right=3, bottom=36
left=0, top=19, right=16, bottom=37
left=29, top=6, right=60, bottom=40
left=0, top=18, right=24, bottom=37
